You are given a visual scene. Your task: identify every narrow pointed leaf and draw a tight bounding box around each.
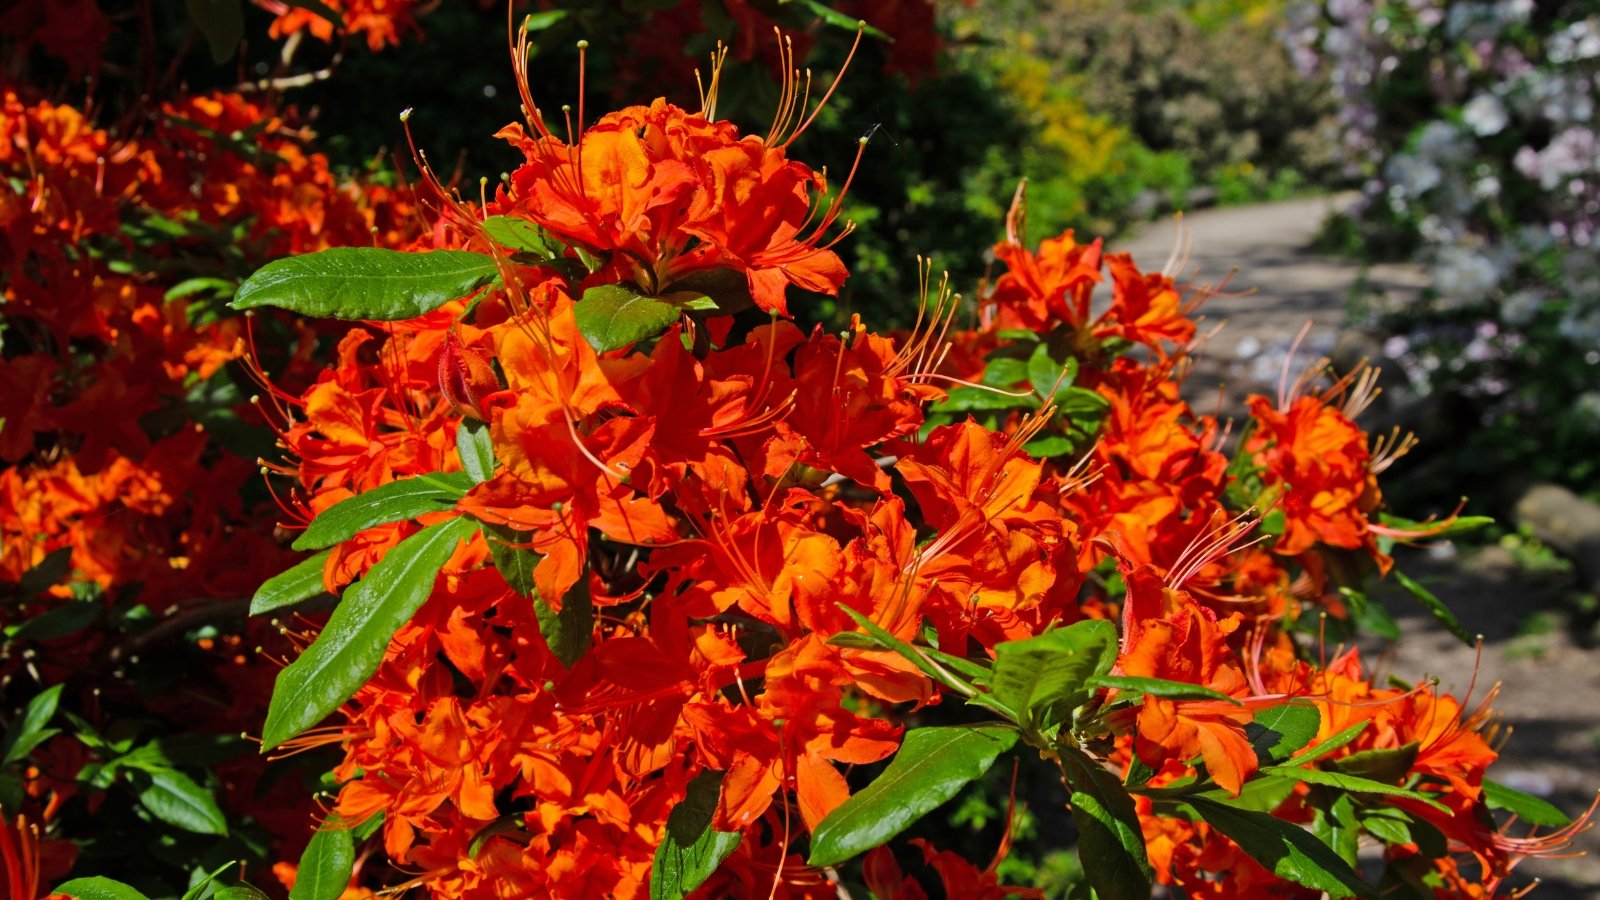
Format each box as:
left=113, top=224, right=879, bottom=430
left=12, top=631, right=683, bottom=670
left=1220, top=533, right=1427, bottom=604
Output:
left=1261, top=766, right=1449, bottom=811
left=291, top=820, right=356, bottom=900
left=808, top=725, right=1018, bottom=867
left=3, top=683, right=63, bottom=764
left=262, top=516, right=478, bottom=749
left=1392, top=570, right=1472, bottom=645
left=293, top=472, right=473, bottom=551
left=135, top=767, right=228, bottom=835
left=1481, top=780, right=1570, bottom=828
left=232, top=248, right=499, bottom=320
left=486, top=526, right=539, bottom=598
left=1280, top=720, right=1368, bottom=768
left=457, top=422, right=495, bottom=484
left=1186, top=795, right=1376, bottom=898
left=249, top=550, right=333, bottom=616
left=650, top=771, right=742, bottom=899
left=574, top=283, right=679, bottom=352
left=1089, top=674, right=1242, bottom=704
left=1061, top=747, right=1153, bottom=900
left=535, top=576, right=593, bottom=668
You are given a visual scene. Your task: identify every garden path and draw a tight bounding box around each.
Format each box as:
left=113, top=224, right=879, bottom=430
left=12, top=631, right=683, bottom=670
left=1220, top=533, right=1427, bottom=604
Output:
left=1117, top=196, right=1600, bottom=899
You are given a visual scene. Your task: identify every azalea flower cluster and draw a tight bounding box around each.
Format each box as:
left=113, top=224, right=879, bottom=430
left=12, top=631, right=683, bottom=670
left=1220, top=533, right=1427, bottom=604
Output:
left=241, top=50, right=1593, bottom=898
left=0, top=78, right=419, bottom=889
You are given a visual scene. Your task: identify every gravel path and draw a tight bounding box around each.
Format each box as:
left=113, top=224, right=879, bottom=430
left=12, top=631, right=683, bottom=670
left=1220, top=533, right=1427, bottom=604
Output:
left=1117, top=197, right=1600, bottom=898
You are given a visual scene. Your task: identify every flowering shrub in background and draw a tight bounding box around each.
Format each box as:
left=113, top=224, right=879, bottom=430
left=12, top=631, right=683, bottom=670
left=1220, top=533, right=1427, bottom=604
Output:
left=1, top=2, right=1596, bottom=899
left=1287, top=0, right=1600, bottom=496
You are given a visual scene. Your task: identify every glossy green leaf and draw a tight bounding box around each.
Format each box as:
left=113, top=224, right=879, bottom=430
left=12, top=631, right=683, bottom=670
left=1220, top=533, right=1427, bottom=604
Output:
left=1089, top=674, right=1242, bottom=705
left=1246, top=702, right=1321, bottom=765
left=1280, top=720, right=1368, bottom=768
left=990, top=620, right=1117, bottom=731
left=2, top=683, right=63, bottom=764
left=935, top=385, right=1037, bottom=412
left=535, top=576, right=593, bottom=669
left=293, top=472, right=472, bottom=551
left=53, top=877, right=152, bottom=900
left=1263, top=765, right=1447, bottom=811
left=135, top=767, right=228, bottom=835
left=650, top=770, right=743, bottom=899
left=185, top=0, right=243, bottom=63
left=834, top=605, right=998, bottom=710
left=574, top=283, right=680, bottom=352
left=232, top=248, right=498, bottom=321
left=1392, top=570, right=1472, bottom=645
left=457, top=421, right=494, bottom=484
left=1483, top=779, right=1571, bottom=828
left=486, top=526, right=539, bottom=598
left=1186, top=795, right=1376, bottom=898
left=1027, top=343, right=1078, bottom=403
left=262, top=516, right=478, bottom=749
left=291, top=820, right=356, bottom=900
left=1327, top=741, right=1418, bottom=785
left=1061, top=747, right=1153, bottom=900
left=482, top=215, right=560, bottom=256
left=791, top=0, right=891, bottom=39
left=808, top=725, right=1018, bottom=867
left=1359, top=807, right=1415, bottom=845
left=248, top=550, right=333, bottom=617
left=1314, top=792, right=1360, bottom=867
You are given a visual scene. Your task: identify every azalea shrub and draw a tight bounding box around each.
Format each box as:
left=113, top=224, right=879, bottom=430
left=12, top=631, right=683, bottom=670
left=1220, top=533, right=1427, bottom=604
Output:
left=1287, top=0, right=1600, bottom=498
left=2, top=3, right=1598, bottom=900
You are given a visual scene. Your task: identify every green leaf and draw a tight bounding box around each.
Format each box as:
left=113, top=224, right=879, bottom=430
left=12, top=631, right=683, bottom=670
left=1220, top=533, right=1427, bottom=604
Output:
left=790, top=0, right=892, bottom=40
left=1281, top=720, right=1368, bottom=768
left=164, top=277, right=236, bottom=302
left=1061, top=747, right=1153, bottom=900
left=1483, top=779, right=1571, bottom=828
left=522, top=9, right=568, bottom=31
left=1246, top=702, right=1321, bottom=765
left=535, top=576, right=593, bottom=669
left=1359, top=807, right=1415, bottom=845
left=5, top=601, right=100, bottom=642
left=482, top=215, right=560, bottom=257
left=53, top=877, right=153, bottom=900
left=1186, top=795, right=1376, bottom=898
left=1392, top=570, right=1472, bottom=645
left=17, top=546, right=72, bottom=595
left=833, top=605, right=1000, bottom=712
left=1027, top=343, right=1078, bottom=403
left=353, top=810, right=386, bottom=841
left=664, top=269, right=754, bottom=316
left=935, top=385, right=1037, bottom=413
left=1262, top=765, right=1448, bottom=811
left=181, top=862, right=237, bottom=900
left=650, top=771, right=743, bottom=899
left=1088, top=674, right=1242, bottom=705
left=291, top=821, right=356, bottom=900
left=248, top=550, right=333, bottom=616
left=457, top=422, right=495, bottom=484
left=1326, top=741, right=1418, bottom=786
left=293, top=473, right=472, bottom=552
left=185, top=0, right=243, bottom=64
left=1314, top=792, right=1360, bottom=867
left=1191, top=773, right=1300, bottom=813
left=1376, top=513, right=1494, bottom=538
left=232, top=249, right=499, bottom=321
left=808, top=725, right=1018, bottom=867
left=990, top=620, right=1117, bottom=732
left=574, top=283, right=680, bottom=352
left=281, top=0, right=342, bottom=26
left=135, top=767, right=228, bottom=835
left=3, top=683, right=63, bottom=764
left=485, top=526, right=539, bottom=598
left=212, top=888, right=272, bottom=900
left=261, top=516, right=478, bottom=749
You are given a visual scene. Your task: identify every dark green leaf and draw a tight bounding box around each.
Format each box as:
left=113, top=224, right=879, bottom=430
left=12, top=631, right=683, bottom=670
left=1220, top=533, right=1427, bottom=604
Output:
left=1327, top=741, right=1418, bottom=786
left=232, top=248, right=498, bottom=321
left=486, top=526, right=539, bottom=598
left=5, top=601, right=100, bottom=642
left=136, top=767, right=229, bottom=835
left=17, top=547, right=72, bottom=595
left=212, top=888, right=272, bottom=900
left=833, top=605, right=999, bottom=712
left=3, top=683, right=63, bottom=764
left=262, top=516, right=478, bottom=749
left=291, top=821, right=356, bottom=900
left=482, top=215, right=560, bottom=256
left=1022, top=434, right=1074, bottom=458
left=980, top=357, right=1029, bottom=388
left=791, top=0, right=891, bottom=39
left=1061, top=747, right=1153, bottom=900
left=1392, top=570, right=1472, bottom=645
left=990, top=620, right=1117, bottom=731
left=180, top=861, right=237, bottom=900
left=574, top=283, right=680, bottom=352
left=53, top=877, right=153, bottom=900
left=650, top=771, right=743, bottom=899
left=281, top=0, right=342, bottom=25
left=185, top=0, right=243, bottom=64
left=1187, top=795, right=1376, bottom=898
left=1483, top=779, right=1571, bottom=828
left=535, top=577, right=593, bottom=669
left=1089, top=674, right=1242, bottom=704
left=1246, top=702, right=1321, bottom=765
left=808, top=725, right=1018, bottom=867
left=293, top=473, right=472, bottom=551
left=457, top=421, right=494, bottom=484
left=1027, top=343, right=1078, bottom=403
left=248, top=550, right=333, bottom=616
left=1359, top=807, right=1414, bottom=845
left=1191, top=773, right=1300, bottom=813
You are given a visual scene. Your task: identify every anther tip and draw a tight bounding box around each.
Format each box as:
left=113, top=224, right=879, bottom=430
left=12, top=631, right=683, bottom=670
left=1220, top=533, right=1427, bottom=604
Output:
left=399, top=107, right=413, bottom=122
left=576, top=39, right=589, bottom=49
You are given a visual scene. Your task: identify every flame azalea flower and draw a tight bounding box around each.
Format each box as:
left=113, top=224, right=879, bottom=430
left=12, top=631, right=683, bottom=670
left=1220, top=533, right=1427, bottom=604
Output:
left=1247, top=393, right=1382, bottom=557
